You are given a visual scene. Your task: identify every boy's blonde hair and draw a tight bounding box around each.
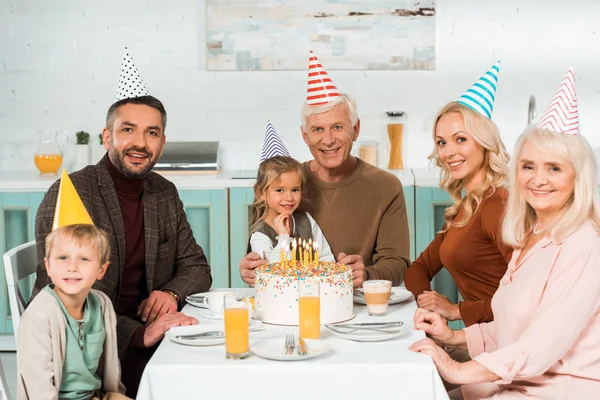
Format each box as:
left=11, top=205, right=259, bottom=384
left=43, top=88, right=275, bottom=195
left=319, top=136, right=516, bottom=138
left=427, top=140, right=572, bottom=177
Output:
left=429, top=102, right=509, bottom=232
left=502, top=126, right=600, bottom=247
left=251, top=156, right=306, bottom=228
left=45, top=224, right=110, bottom=265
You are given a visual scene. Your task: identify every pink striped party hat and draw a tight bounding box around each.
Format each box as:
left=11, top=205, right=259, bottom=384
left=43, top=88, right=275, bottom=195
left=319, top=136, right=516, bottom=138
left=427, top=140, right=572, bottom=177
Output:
left=306, top=50, right=341, bottom=106
left=538, top=66, right=579, bottom=135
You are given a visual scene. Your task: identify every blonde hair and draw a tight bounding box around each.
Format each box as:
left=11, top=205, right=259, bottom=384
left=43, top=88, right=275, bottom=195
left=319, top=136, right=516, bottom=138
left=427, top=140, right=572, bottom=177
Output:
left=430, top=102, right=509, bottom=232
left=45, top=224, right=110, bottom=265
left=300, top=94, right=358, bottom=131
left=251, top=156, right=306, bottom=227
left=502, top=126, right=600, bottom=247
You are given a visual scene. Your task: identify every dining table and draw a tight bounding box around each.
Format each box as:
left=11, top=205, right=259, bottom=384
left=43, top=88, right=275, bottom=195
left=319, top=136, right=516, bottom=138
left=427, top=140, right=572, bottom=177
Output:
left=137, top=288, right=450, bottom=400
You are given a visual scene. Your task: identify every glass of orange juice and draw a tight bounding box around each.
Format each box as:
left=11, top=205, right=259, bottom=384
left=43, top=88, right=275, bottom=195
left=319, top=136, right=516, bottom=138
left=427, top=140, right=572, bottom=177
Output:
left=34, top=131, right=63, bottom=175
left=224, top=296, right=250, bottom=360
left=298, top=277, right=320, bottom=339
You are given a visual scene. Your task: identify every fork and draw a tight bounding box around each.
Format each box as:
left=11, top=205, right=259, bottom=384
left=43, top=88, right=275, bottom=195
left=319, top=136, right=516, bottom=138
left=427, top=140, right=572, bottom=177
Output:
left=285, top=333, right=295, bottom=355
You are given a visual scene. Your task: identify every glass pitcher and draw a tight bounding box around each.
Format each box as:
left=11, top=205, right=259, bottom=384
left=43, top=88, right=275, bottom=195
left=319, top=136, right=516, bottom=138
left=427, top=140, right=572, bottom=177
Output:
left=386, top=111, right=405, bottom=169
left=34, top=131, right=63, bottom=175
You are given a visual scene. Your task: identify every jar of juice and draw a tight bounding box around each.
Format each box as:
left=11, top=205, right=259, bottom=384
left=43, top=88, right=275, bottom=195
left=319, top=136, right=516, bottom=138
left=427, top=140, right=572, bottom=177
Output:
left=34, top=131, right=63, bottom=175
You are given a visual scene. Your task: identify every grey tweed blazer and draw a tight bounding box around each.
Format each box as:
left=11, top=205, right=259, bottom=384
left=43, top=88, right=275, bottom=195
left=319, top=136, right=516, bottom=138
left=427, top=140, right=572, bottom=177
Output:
left=32, top=159, right=213, bottom=358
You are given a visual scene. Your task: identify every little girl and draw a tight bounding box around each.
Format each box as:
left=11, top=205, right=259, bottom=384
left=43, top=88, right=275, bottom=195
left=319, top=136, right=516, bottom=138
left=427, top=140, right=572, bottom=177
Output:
left=249, top=155, right=334, bottom=263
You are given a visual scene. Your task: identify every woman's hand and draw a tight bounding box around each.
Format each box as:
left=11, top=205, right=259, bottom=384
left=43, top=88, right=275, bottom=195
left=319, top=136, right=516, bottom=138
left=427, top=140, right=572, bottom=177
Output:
left=273, top=214, right=291, bottom=236
left=409, top=338, right=462, bottom=384
left=414, top=308, right=456, bottom=345
left=417, top=290, right=461, bottom=321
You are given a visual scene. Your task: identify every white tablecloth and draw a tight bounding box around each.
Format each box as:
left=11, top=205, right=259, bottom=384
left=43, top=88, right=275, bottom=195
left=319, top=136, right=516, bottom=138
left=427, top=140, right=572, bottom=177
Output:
left=137, top=288, right=449, bottom=400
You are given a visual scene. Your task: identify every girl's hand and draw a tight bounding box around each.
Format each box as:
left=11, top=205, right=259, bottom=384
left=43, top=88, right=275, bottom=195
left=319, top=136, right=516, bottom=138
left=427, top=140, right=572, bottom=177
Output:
left=273, top=214, right=291, bottom=236
left=413, top=308, right=456, bottom=345
left=409, top=338, right=462, bottom=383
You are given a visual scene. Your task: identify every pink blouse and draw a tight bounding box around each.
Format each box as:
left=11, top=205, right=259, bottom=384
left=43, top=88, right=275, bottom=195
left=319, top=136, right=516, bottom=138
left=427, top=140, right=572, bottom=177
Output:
left=463, top=220, right=600, bottom=399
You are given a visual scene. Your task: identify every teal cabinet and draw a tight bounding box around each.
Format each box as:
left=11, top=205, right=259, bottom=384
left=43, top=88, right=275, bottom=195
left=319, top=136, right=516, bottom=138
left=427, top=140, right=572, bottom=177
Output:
left=0, top=192, right=45, bottom=334
left=403, top=186, right=416, bottom=261
left=229, top=187, right=254, bottom=288
left=415, top=187, right=463, bottom=329
left=178, top=189, right=229, bottom=288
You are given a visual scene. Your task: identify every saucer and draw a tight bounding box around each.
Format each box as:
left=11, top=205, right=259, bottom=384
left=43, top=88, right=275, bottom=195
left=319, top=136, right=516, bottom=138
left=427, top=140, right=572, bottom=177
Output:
left=353, top=287, right=413, bottom=305
left=325, top=324, right=406, bottom=342
left=251, top=338, right=330, bottom=361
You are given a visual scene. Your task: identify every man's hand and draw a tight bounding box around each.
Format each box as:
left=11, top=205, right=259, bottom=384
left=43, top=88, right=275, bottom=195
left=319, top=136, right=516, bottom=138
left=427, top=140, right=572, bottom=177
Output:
left=239, top=252, right=264, bottom=286
left=338, top=252, right=366, bottom=288
left=143, top=312, right=198, bottom=347
left=138, top=290, right=178, bottom=324
left=417, top=290, right=461, bottom=321
left=273, top=214, right=291, bottom=236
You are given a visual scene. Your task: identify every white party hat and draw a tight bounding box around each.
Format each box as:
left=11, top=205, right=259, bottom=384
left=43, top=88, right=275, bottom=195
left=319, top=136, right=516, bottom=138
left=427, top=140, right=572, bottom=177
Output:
left=538, top=66, right=579, bottom=135
left=115, top=47, right=148, bottom=101
left=306, top=50, right=341, bottom=106
left=457, top=61, right=501, bottom=119
left=260, top=122, right=290, bottom=161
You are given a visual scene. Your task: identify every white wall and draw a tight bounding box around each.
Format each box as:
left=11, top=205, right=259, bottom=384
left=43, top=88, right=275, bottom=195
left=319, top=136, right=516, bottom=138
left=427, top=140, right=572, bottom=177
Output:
left=2, top=0, right=600, bottom=172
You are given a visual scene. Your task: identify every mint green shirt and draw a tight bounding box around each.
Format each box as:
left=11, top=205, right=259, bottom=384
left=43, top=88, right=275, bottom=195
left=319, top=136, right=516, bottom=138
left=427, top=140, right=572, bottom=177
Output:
left=44, top=286, right=105, bottom=400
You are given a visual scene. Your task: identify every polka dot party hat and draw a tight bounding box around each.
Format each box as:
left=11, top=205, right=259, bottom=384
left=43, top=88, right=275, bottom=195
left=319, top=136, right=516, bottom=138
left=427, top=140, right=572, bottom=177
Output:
left=115, top=47, right=148, bottom=101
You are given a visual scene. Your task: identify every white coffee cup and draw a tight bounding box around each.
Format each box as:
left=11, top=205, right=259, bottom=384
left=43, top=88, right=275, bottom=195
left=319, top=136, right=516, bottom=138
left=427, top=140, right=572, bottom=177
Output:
left=203, top=292, right=236, bottom=318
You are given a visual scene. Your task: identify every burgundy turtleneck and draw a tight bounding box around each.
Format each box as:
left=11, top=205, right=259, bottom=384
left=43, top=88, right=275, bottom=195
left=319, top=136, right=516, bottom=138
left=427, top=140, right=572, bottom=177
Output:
left=105, top=155, right=148, bottom=320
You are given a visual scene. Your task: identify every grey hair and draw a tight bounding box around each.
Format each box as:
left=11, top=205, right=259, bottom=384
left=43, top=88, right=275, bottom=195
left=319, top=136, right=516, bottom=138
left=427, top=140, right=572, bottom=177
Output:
left=300, top=94, right=359, bottom=131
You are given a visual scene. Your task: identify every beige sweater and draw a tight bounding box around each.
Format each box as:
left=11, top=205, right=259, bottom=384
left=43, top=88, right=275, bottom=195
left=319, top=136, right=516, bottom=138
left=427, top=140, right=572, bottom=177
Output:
left=17, top=289, right=124, bottom=400
left=302, top=159, right=411, bottom=285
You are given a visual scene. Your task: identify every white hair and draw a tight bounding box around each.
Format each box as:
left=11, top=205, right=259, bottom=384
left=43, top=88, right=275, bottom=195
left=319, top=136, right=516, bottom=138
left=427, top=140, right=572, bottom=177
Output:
left=300, top=94, right=359, bottom=131
left=502, top=126, right=600, bottom=247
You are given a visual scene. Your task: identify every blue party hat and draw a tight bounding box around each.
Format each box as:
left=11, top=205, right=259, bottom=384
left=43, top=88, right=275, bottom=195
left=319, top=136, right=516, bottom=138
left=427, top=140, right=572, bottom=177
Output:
left=260, top=122, right=290, bottom=161
left=457, top=61, right=501, bottom=119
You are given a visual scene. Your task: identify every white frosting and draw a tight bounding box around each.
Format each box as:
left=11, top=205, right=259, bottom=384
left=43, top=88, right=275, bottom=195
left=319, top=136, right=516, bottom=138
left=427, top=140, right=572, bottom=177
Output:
left=254, top=262, right=354, bottom=325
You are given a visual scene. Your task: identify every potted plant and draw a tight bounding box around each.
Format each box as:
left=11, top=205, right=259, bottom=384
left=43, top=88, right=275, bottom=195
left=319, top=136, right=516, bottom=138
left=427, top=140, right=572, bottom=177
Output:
left=74, top=130, right=91, bottom=170
left=93, top=133, right=106, bottom=163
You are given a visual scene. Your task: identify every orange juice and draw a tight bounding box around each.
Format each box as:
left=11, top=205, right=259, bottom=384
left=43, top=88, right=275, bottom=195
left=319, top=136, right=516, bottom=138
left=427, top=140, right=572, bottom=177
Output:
left=299, top=296, right=320, bottom=339
left=34, top=154, right=63, bottom=174
left=224, top=307, right=249, bottom=357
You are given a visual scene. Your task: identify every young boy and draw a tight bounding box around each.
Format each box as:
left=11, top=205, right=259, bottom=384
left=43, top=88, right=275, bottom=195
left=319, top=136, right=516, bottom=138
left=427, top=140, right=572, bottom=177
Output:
left=17, top=171, right=129, bottom=400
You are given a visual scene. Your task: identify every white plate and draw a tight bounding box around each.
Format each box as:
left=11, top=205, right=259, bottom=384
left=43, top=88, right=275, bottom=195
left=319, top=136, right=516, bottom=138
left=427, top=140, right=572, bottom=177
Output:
left=251, top=338, right=330, bottom=361
left=325, top=324, right=406, bottom=342
left=353, top=287, right=413, bottom=305
left=165, top=320, right=264, bottom=346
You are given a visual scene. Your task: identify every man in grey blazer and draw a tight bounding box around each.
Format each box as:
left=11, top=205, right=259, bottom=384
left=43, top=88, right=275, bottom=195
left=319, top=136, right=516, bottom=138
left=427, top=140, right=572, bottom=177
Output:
left=32, top=95, right=212, bottom=397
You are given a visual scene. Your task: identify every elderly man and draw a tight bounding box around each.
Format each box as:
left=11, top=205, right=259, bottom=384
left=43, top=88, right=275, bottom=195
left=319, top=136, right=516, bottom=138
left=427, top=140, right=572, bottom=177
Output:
left=240, top=51, right=410, bottom=287
left=32, top=94, right=211, bottom=397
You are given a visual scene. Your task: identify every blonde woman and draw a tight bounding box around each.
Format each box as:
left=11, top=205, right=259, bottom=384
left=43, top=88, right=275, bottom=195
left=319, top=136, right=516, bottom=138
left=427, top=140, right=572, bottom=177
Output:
left=410, top=68, right=600, bottom=399
left=405, top=63, right=513, bottom=327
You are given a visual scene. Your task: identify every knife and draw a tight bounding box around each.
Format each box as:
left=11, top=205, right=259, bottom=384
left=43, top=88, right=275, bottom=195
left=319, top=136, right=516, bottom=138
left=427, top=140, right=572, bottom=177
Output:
left=175, top=326, right=265, bottom=340
left=329, top=321, right=404, bottom=328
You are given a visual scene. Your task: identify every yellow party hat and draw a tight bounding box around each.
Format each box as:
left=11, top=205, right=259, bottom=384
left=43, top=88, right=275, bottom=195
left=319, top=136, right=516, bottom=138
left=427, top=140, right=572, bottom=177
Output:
left=52, top=169, right=93, bottom=230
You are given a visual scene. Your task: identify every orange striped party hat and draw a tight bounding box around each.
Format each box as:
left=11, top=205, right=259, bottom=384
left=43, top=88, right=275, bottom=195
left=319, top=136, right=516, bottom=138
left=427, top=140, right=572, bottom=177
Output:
left=538, top=66, right=579, bottom=135
left=306, top=50, right=341, bottom=106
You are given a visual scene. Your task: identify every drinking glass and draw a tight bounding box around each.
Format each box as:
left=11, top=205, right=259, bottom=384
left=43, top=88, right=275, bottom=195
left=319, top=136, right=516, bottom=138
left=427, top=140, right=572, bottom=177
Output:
left=34, top=131, right=63, bottom=175
left=298, top=277, right=320, bottom=339
left=224, top=296, right=250, bottom=360
left=363, top=280, right=392, bottom=316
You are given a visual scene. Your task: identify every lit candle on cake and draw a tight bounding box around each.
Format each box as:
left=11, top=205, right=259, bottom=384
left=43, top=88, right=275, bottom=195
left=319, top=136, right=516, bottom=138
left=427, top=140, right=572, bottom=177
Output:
left=299, top=239, right=303, bottom=264
left=291, top=238, right=297, bottom=263
left=314, top=241, right=319, bottom=264
left=303, top=239, right=308, bottom=267
left=280, top=248, right=284, bottom=263
left=308, top=239, right=313, bottom=263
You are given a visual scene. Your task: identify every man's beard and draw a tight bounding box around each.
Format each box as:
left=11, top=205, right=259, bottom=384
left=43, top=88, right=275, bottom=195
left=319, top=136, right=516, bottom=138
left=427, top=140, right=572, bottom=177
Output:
left=107, top=146, right=155, bottom=179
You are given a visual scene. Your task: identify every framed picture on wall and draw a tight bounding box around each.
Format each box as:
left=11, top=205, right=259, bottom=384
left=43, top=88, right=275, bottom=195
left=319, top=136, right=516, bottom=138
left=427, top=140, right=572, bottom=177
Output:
left=205, top=0, right=436, bottom=71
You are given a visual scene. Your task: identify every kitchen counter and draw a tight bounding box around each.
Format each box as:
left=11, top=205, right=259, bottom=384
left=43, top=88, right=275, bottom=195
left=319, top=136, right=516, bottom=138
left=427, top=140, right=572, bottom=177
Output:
left=0, top=168, right=426, bottom=192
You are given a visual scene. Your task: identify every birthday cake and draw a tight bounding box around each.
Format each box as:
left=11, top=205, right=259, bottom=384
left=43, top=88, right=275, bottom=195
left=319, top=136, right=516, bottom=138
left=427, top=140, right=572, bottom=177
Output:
left=254, top=261, right=354, bottom=325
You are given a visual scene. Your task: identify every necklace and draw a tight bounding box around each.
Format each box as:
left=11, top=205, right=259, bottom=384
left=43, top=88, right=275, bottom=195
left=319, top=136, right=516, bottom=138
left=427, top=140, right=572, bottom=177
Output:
left=532, top=223, right=544, bottom=235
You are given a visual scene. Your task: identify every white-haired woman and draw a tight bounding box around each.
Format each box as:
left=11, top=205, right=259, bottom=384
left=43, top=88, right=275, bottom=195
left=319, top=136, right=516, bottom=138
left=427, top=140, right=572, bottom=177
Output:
left=405, top=101, right=513, bottom=327
left=410, top=125, right=600, bottom=399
